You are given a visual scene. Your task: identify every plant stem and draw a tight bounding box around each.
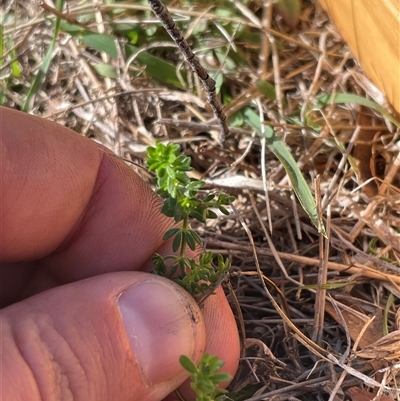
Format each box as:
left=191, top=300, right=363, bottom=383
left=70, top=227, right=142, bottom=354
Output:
left=179, top=215, right=189, bottom=276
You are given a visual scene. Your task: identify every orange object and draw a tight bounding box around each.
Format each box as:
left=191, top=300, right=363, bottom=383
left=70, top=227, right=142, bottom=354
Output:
left=318, top=0, right=400, bottom=116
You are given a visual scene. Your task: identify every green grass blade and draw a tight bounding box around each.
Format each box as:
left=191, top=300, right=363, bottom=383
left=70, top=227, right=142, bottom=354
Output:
left=243, top=108, right=326, bottom=236
left=23, top=0, right=64, bottom=111
left=315, top=93, right=400, bottom=128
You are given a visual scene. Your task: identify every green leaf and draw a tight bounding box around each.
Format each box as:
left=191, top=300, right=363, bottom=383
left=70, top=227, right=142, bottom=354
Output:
left=274, top=0, right=302, bottom=28
left=59, top=21, right=83, bottom=33
left=213, top=372, right=232, bottom=382
left=80, top=31, right=118, bottom=58
left=255, top=80, right=276, bottom=101
left=186, top=231, right=196, bottom=251
left=93, top=63, right=118, bottom=78
left=163, top=227, right=180, bottom=241
left=218, top=205, right=229, bottom=215
left=212, top=71, right=224, bottom=94
left=126, top=44, right=186, bottom=88
left=204, top=193, right=216, bottom=202
left=243, top=107, right=326, bottom=236
left=10, top=60, right=21, bottom=78
left=58, top=22, right=118, bottom=58
left=314, top=93, right=400, bottom=128
left=207, top=210, right=218, bottom=219
left=151, top=254, right=167, bottom=276
left=179, top=355, right=197, bottom=374
left=185, top=180, right=205, bottom=192
left=188, top=229, right=203, bottom=247
left=161, top=197, right=176, bottom=218
left=190, top=209, right=206, bottom=223
left=172, top=231, right=182, bottom=253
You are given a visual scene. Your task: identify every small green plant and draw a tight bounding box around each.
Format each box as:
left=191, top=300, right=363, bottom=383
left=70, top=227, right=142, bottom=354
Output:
left=179, top=354, right=232, bottom=401
left=146, top=141, right=233, bottom=296
left=146, top=141, right=233, bottom=400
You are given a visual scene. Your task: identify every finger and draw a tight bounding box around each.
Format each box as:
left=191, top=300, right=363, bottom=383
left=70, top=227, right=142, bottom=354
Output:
left=1, top=106, right=177, bottom=306
left=1, top=271, right=206, bottom=401
left=1, top=106, right=171, bottom=277
left=1, top=107, right=240, bottom=391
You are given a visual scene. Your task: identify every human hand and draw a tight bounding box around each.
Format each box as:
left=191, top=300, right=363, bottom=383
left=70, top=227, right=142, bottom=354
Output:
left=0, top=107, right=240, bottom=401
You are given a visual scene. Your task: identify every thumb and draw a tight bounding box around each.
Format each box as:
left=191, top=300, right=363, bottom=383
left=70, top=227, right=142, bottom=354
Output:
left=1, top=271, right=206, bottom=401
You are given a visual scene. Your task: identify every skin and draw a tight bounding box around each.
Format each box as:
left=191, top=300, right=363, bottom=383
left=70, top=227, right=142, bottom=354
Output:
left=0, top=106, right=240, bottom=401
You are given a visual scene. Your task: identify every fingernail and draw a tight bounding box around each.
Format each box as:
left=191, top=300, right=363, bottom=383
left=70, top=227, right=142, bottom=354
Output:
left=118, top=279, right=201, bottom=385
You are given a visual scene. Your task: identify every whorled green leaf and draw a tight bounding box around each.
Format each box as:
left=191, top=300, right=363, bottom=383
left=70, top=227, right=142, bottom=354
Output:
left=188, top=229, right=203, bottom=247
left=186, top=231, right=196, bottom=251
left=163, top=227, right=180, bottom=241
left=243, top=108, right=326, bottom=236
left=172, top=231, right=182, bottom=253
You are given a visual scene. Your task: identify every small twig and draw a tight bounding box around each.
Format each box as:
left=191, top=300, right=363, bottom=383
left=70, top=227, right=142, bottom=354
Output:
left=147, top=0, right=229, bottom=143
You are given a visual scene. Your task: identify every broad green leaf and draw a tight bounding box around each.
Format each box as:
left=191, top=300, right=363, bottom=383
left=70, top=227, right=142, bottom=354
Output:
left=81, top=32, right=118, bottom=58
left=125, top=44, right=185, bottom=88
left=256, top=80, right=276, bottom=101
left=229, top=111, right=244, bottom=127
left=243, top=108, right=326, bottom=236
left=93, top=63, right=118, bottom=78
left=58, top=22, right=118, bottom=58
left=315, top=93, right=400, bottom=128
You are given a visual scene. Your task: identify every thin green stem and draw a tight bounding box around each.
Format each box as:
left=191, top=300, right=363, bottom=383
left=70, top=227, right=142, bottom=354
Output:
left=178, top=215, right=189, bottom=276
left=180, top=215, right=189, bottom=257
